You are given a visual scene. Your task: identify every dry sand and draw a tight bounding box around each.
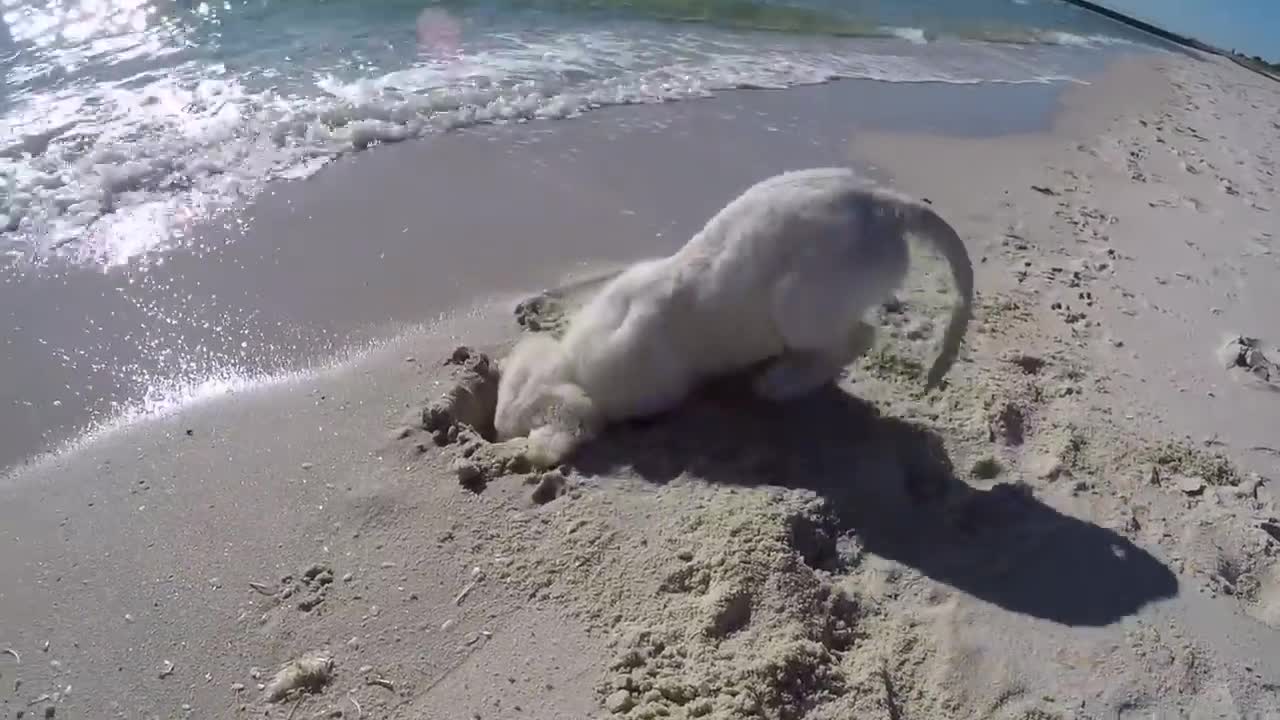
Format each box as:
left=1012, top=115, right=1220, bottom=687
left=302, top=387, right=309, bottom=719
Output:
left=3, top=49, right=1280, bottom=719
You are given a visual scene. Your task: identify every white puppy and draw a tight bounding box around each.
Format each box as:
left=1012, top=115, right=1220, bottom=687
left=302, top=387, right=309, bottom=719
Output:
left=495, top=167, right=974, bottom=468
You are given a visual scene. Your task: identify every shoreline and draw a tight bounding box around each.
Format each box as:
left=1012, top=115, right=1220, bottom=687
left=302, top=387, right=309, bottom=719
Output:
left=1060, top=0, right=1218, bottom=54
left=1061, top=0, right=1280, bottom=82
left=0, top=67, right=1088, bottom=474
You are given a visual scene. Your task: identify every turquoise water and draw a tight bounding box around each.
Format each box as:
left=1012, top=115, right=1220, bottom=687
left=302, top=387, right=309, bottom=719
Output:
left=0, top=0, right=1158, bottom=267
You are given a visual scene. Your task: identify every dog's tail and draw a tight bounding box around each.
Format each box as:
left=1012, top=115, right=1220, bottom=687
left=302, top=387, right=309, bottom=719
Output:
left=901, top=201, right=974, bottom=390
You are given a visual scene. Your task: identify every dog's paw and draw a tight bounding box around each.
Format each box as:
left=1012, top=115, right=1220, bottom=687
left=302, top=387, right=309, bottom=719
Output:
left=524, top=425, right=586, bottom=470
left=753, top=352, right=839, bottom=401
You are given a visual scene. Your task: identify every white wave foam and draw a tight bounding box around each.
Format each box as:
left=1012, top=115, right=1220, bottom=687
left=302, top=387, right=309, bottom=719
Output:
left=0, top=29, right=1103, bottom=268
left=886, top=26, right=929, bottom=45
left=1036, top=30, right=1133, bottom=48
left=5, top=336, right=378, bottom=481
left=1, top=297, right=506, bottom=481
left=0, top=367, right=300, bottom=482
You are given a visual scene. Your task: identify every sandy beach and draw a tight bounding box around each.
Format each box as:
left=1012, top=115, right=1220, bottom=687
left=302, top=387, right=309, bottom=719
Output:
left=3, top=44, right=1280, bottom=720
left=0, top=75, right=1070, bottom=472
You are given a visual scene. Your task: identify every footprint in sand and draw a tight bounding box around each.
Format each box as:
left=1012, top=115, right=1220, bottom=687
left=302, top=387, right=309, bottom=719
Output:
left=1126, top=148, right=1149, bottom=183
left=1165, top=194, right=1208, bottom=213
left=1172, top=506, right=1280, bottom=628
left=1049, top=299, right=1088, bottom=326
left=1245, top=232, right=1274, bottom=258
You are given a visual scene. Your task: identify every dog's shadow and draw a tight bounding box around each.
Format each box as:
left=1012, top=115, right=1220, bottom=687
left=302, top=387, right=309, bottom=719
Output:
left=566, top=376, right=1179, bottom=627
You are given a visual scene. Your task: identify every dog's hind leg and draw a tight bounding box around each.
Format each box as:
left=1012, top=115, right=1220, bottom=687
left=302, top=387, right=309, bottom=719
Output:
left=752, top=321, right=876, bottom=401
left=753, top=269, right=880, bottom=402
left=752, top=349, right=840, bottom=401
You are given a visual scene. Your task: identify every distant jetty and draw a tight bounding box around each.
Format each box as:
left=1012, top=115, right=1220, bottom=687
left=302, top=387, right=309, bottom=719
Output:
left=1061, top=0, right=1279, bottom=82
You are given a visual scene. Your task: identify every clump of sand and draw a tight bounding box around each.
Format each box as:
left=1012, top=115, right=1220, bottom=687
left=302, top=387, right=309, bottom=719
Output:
left=421, top=345, right=501, bottom=443
left=590, top=494, right=862, bottom=719
left=1218, top=335, right=1280, bottom=388
left=1143, top=438, right=1243, bottom=488
left=513, top=266, right=626, bottom=338
left=514, top=292, right=573, bottom=337
left=418, top=345, right=534, bottom=489
left=264, top=653, right=335, bottom=703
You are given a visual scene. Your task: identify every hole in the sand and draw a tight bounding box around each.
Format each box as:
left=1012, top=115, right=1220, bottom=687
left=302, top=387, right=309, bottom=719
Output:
left=1260, top=522, right=1280, bottom=543
left=1215, top=555, right=1246, bottom=587
left=705, top=588, right=754, bottom=638
left=789, top=512, right=843, bottom=572
left=1002, top=351, right=1047, bottom=375
left=415, top=347, right=543, bottom=492
left=819, top=588, right=862, bottom=653
left=530, top=470, right=567, bottom=504
left=971, top=456, right=1004, bottom=480
left=421, top=346, right=501, bottom=443
left=988, top=400, right=1027, bottom=446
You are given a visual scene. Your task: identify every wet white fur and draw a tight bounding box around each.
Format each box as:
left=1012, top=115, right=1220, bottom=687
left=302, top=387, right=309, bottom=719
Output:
left=494, top=167, right=973, bottom=468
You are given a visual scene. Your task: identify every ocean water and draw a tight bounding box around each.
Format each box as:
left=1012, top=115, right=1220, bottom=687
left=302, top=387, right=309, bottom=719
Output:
left=0, top=0, right=1161, bottom=270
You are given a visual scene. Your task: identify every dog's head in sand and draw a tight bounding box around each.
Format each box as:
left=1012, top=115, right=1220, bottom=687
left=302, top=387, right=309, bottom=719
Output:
left=494, top=332, right=601, bottom=468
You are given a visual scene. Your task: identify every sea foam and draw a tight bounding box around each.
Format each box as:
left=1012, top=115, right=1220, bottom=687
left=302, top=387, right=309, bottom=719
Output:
left=0, top=26, right=1129, bottom=269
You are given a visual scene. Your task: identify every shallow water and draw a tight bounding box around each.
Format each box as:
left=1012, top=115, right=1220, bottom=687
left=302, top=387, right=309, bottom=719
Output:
left=1, top=0, right=1162, bottom=267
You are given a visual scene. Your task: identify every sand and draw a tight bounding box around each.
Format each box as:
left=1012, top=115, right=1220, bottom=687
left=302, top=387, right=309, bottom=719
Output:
left=3, top=48, right=1280, bottom=719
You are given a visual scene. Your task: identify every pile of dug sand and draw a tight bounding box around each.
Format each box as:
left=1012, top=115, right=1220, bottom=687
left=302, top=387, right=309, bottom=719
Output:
left=398, top=229, right=1276, bottom=717
left=394, top=54, right=1280, bottom=712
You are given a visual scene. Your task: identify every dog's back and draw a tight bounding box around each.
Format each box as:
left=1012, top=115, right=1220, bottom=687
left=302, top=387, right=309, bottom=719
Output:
left=663, top=168, right=910, bottom=362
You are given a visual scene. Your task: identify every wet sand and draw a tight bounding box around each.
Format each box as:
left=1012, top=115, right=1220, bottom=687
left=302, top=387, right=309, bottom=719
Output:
left=0, top=76, right=1067, bottom=473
